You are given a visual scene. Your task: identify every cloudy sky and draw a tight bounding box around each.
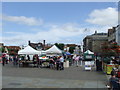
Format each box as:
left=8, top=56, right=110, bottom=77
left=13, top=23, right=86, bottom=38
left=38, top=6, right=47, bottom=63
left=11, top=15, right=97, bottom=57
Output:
left=1, top=2, right=118, bottom=46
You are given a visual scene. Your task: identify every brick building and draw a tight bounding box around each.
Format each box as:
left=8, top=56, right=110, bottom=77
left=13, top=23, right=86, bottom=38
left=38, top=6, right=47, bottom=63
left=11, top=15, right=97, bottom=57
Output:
left=4, top=46, right=21, bottom=55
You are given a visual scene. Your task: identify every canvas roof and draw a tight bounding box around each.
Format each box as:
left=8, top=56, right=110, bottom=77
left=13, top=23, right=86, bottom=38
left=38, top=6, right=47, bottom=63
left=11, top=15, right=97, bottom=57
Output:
left=18, top=46, right=40, bottom=55
left=84, top=50, right=94, bottom=54
left=45, top=45, right=62, bottom=54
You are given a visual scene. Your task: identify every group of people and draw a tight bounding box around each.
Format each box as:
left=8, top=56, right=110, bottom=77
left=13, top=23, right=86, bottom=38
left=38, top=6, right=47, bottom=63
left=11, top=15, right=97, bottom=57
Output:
left=2, top=53, right=13, bottom=66
left=19, top=55, right=65, bottom=70
left=48, top=56, right=64, bottom=70
left=72, top=55, right=83, bottom=67
left=37, top=54, right=83, bottom=70
left=46, top=54, right=83, bottom=70
left=2, top=53, right=22, bottom=66
left=2, top=53, right=83, bottom=71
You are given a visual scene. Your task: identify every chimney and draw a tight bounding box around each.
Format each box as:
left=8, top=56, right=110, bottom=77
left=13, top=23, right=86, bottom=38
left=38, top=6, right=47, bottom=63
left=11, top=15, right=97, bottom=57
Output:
left=95, top=31, right=97, bottom=34
left=43, top=40, right=45, bottom=46
left=43, top=40, right=45, bottom=50
left=28, top=40, right=30, bottom=45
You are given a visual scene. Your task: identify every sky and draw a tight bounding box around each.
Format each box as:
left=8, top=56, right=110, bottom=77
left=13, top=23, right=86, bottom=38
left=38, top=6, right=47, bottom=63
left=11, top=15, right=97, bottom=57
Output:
left=1, top=2, right=118, bottom=46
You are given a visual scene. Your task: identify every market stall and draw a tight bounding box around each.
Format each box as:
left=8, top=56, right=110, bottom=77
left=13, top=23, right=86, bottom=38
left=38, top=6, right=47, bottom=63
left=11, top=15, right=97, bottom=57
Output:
left=38, top=56, right=49, bottom=68
left=45, top=45, right=69, bottom=68
left=102, top=57, right=120, bottom=74
left=18, top=46, right=41, bottom=67
left=83, top=50, right=95, bottom=71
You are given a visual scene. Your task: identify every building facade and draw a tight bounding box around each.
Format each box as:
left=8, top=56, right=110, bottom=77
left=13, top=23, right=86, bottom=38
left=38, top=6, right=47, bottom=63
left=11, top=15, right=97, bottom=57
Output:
left=83, top=31, right=108, bottom=55
left=107, top=26, right=120, bottom=46
left=83, top=36, right=92, bottom=52
left=116, top=25, right=120, bottom=46
left=108, top=27, right=116, bottom=44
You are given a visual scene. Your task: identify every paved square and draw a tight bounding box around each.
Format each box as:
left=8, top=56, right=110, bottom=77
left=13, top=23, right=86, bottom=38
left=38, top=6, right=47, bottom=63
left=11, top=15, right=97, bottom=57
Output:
left=2, top=62, right=108, bottom=88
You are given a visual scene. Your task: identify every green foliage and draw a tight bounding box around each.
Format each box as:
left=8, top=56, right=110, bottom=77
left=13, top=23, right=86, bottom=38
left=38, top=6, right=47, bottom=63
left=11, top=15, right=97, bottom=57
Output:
left=54, top=43, right=64, bottom=50
left=101, top=42, right=119, bottom=57
left=0, top=47, right=5, bottom=53
left=69, top=47, right=75, bottom=54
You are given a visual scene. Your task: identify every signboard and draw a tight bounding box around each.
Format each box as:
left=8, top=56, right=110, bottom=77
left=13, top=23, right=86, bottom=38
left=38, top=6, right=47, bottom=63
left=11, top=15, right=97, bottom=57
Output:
left=84, top=61, right=92, bottom=70
left=85, top=55, right=92, bottom=59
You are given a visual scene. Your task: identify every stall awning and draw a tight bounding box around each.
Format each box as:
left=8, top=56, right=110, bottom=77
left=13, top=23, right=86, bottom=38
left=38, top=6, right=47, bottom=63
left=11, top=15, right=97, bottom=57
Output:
left=84, top=50, right=94, bottom=54
left=18, top=46, right=40, bottom=55
left=45, top=45, right=62, bottom=54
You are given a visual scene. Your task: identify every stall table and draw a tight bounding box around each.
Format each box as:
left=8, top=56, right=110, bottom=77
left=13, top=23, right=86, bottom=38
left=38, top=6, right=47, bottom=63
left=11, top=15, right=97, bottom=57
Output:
left=19, top=60, right=37, bottom=67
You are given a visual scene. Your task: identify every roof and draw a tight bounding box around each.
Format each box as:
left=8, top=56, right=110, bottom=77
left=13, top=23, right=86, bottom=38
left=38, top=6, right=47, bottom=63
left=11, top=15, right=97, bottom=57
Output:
left=84, top=50, right=94, bottom=54
left=18, top=46, right=40, bottom=55
left=45, top=45, right=62, bottom=54
left=92, top=33, right=107, bottom=36
left=29, top=42, right=43, bottom=50
left=4, top=46, right=21, bottom=55
left=4, top=46, right=21, bottom=50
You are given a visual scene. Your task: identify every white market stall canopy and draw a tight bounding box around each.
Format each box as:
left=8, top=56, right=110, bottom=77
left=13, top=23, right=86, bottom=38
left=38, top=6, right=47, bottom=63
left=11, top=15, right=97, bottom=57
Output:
left=45, top=45, right=62, bottom=54
left=18, top=46, right=40, bottom=55
left=84, top=50, right=94, bottom=54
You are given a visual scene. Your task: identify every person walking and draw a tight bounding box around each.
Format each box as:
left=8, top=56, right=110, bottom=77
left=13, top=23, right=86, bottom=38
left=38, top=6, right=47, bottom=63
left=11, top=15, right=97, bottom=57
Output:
left=79, top=55, right=83, bottom=66
left=49, top=57, right=55, bottom=69
left=2, top=54, right=6, bottom=66
left=16, top=55, right=18, bottom=65
left=75, top=55, right=80, bottom=67
left=36, top=55, right=39, bottom=67
left=96, top=59, right=102, bottom=71
left=27, top=55, right=30, bottom=61
left=59, top=56, right=64, bottom=70
left=56, top=58, right=60, bottom=70
left=13, top=55, right=17, bottom=66
left=72, top=55, right=76, bottom=66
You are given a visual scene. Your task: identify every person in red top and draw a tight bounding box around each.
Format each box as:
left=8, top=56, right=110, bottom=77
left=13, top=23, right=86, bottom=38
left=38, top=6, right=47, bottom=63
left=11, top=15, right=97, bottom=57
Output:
left=2, top=53, right=6, bottom=66
left=49, top=57, right=55, bottom=69
left=36, top=55, right=40, bottom=67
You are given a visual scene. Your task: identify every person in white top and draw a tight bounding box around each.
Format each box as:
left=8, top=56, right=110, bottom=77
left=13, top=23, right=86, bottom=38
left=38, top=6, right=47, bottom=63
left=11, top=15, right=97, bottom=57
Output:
left=59, top=56, right=64, bottom=70
left=72, top=55, right=76, bottom=66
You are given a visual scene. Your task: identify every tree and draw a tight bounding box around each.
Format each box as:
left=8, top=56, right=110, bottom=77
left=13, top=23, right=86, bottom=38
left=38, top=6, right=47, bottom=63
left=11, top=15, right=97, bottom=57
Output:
left=54, top=43, right=64, bottom=50
left=69, top=46, right=75, bottom=54
left=58, top=43, right=64, bottom=50
left=110, top=42, right=120, bottom=57
left=101, top=42, right=119, bottom=57
left=0, top=47, right=5, bottom=53
left=101, top=42, right=112, bottom=57
left=55, top=43, right=59, bottom=48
